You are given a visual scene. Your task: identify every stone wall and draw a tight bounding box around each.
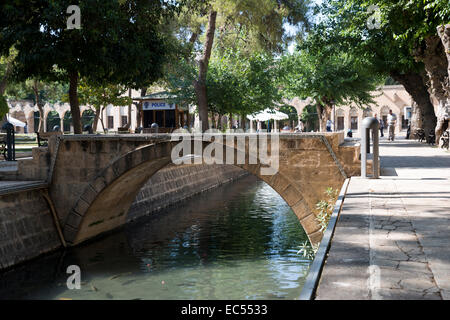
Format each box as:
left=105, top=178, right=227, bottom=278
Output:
left=0, top=164, right=247, bottom=271
left=0, top=189, right=61, bottom=270
left=127, top=164, right=247, bottom=222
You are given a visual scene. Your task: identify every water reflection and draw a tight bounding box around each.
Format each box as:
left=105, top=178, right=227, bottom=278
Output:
left=0, top=175, right=312, bottom=300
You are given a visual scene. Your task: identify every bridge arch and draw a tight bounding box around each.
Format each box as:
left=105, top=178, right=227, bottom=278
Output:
left=62, top=140, right=322, bottom=247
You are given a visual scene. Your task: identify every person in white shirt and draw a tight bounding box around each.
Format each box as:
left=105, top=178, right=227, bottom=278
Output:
left=387, top=109, right=397, bottom=141
left=326, top=119, right=333, bottom=132
left=296, top=120, right=304, bottom=132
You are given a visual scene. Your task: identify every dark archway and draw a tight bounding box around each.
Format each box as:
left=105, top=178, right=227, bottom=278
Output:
left=62, top=141, right=320, bottom=247
left=63, top=111, right=72, bottom=133
left=46, top=111, right=61, bottom=132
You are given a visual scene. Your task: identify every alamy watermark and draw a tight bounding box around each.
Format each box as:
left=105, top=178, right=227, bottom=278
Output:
left=66, top=5, right=81, bottom=30
left=367, top=5, right=381, bottom=30
left=170, top=129, right=280, bottom=176
left=66, top=265, right=81, bottom=290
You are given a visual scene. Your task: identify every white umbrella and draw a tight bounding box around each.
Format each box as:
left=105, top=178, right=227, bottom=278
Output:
left=247, top=108, right=289, bottom=122
left=6, top=115, right=26, bottom=127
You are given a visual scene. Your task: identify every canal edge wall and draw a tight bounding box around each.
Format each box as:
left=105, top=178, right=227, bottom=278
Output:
left=0, top=164, right=247, bottom=271
left=299, top=178, right=351, bottom=300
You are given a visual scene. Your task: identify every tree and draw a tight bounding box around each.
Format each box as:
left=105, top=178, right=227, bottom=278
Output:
left=313, top=0, right=440, bottom=139
left=372, top=0, right=450, bottom=140
left=300, top=104, right=318, bottom=132
left=71, top=80, right=131, bottom=132
left=173, top=0, right=311, bottom=131
left=0, top=0, right=177, bottom=133
left=4, top=79, right=68, bottom=132
left=280, top=29, right=382, bottom=131
left=165, top=49, right=283, bottom=129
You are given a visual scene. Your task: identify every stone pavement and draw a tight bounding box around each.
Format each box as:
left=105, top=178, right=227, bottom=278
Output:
left=315, top=134, right=450, bottom=300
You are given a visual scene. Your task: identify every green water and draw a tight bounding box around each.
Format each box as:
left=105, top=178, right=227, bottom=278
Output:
left=0, top=175, right=313, bottom=300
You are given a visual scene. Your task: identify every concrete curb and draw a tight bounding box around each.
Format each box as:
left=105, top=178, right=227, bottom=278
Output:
left=298, top=177, right=351, bottom=300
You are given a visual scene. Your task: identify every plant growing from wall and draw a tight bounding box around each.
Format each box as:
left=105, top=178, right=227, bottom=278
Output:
left=316, top=187, right=339, bottom=233
left=297, top=241, right=319, bottom=260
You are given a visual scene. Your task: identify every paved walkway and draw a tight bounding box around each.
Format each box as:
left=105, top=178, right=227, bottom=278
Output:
left=316, top=135, right=450, bottom=300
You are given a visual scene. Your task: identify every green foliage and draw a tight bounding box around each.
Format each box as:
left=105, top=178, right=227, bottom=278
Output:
left=278, top=104, right=298, bottom=123
left=211, top=0, right=311, bottom=55
left=300, top=104, right=318, bottom=131
left=280, top=29, right=382, bottom=110
left=5, top=80, right=68, bottom=105
left=165, top=49, right=283, bottom=117
left=316, top=187, right=339, bottom=233
left=297, top=241, right=319, bottom=260
left=0, top=0, right=176, bottom=88
left=74, top=80, right=131, bottom=112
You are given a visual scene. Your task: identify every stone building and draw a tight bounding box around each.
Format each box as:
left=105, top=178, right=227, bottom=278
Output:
left=6, top=100, right=140, bottom=134
left=287, top=85, right=442, bottom=134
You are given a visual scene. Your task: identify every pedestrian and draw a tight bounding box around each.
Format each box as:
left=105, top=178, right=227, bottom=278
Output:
left=347, top=129, right=353, bottom=138
left=374, top=114, right=384, bottom=137
left=295, top=120, right=304, bottom=132
left=326, top=119, right=332, bottom=132
left=379, top=118, right=384, bottom=137
left=387, top=109, right=397, bottom=141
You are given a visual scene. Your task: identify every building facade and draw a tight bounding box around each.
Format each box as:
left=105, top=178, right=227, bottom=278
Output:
left=287, top=85, right=440, bottom=134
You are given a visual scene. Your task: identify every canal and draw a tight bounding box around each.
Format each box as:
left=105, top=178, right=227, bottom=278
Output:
left=0, top=175, right=313, bottom=300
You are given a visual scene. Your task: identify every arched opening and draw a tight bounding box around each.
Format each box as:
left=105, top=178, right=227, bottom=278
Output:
left=362, top=107, right=372, bottom=118
left=46, top=111, right=61, bottom=132
left=63, top=111, right=72, bottom=133
left=63, top=141, right=322, bottom=247
left=33, top=111, right=40, bottom=133
left=81, top=109, right=95, bottom=128
left=349, top=107, right=358, bottom=130
left=380, top=106, right=390, bottom=126
left=12, top=110, right=26, bottom=133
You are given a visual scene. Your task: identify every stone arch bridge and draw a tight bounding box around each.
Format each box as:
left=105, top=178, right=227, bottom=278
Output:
left=9, top=132, right=362, bottom=246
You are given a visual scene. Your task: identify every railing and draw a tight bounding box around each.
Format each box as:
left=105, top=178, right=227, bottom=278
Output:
left=1, top=122, right=16, bottom=161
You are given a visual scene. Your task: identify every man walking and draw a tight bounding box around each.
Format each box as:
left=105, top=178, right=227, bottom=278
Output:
left=374, top=114, right=384, bottom=137
left=387, top=109, right=397, bottom=141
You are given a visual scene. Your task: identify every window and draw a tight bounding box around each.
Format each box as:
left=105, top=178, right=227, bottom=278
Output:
left=337, top=117, right=344, bottom=130
left=351, top=117, right=358, bottom=130
left=121, top=116, right=128, bottom=127
left=107, top=116, right=114, bottom=129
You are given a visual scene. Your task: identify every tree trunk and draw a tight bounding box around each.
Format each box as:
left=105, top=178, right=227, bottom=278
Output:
left=93, top=107, right=100, bottom=132
left=316, top=103, right=331, bottom=132
left=413, top=35, right=448, bottom=141
left=194, top=10, right=217, bottom=132
left=409, top=102, right=422, bottom=139
left=0, top=61, right=12, bottom=95
left=32, top=80, right=45, bottom=133
left=390, top=71, right=437, bottom=139
left=437, top=24, right=450, bottom=146
left=137, top=87, right=147, bottom=129
left=437, top=24, right=450, bottom=91
left=100, top=106, right=106, bottom=133
left=229, top=113, right=233, bottom=129
left=240, top=114, right=246, bottom=129
left=68, top=72, right=82, bottom=134
left=210, top=112, right=216, bottom=129
left=124, top=88, right=132, bottom=129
